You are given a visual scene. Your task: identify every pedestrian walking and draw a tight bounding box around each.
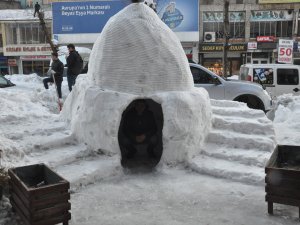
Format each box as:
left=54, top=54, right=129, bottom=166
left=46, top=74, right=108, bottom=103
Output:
left=66, top=44, right=83, bottom=91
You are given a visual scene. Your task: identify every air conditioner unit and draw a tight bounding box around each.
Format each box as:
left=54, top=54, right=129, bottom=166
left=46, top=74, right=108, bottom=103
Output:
left=204, top=32, right=216, bottom=42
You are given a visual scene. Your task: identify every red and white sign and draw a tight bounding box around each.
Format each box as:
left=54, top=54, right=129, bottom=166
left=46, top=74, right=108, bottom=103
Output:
left=278, top=39, right=293, bottom=64
left=256, top=36, right=275, bottom=42
left=248, top=42, right=257, bottom=50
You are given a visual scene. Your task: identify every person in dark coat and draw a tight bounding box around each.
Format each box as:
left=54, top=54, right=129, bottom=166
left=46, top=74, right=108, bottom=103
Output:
left=34, top=2, right=40, bottom=17
left=43, top=52, right=64, bottom=99
left=120, top=99, right=158, bottom=159
left=66, top=43, right=81, bottom=91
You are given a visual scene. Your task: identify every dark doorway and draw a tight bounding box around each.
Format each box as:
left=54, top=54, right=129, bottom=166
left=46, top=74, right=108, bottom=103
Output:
left=118, top=99, right=163, bottom=170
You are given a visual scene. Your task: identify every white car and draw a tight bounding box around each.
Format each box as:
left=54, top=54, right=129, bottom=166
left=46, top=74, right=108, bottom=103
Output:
left=190, top=63, right=273, bottom=112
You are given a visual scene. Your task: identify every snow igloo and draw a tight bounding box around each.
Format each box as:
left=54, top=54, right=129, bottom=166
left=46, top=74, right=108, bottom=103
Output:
left=62, top=3, right=212, bottom=168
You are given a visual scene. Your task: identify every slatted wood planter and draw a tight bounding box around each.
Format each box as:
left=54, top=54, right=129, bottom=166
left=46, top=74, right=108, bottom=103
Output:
left=8, top=164, right=71, bottom=225
left=265, top=145, right=300, bottom=218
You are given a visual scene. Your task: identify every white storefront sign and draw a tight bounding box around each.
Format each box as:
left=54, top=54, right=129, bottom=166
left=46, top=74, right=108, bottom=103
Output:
left=278, top=39, right=293, bottom=64
left=4, top=45, right=52, bottom=56
left=248, top=42, right=257, bottom=50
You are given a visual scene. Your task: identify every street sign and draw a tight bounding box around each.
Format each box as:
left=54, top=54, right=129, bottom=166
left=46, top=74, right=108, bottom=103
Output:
left=278, top=39, right=293, bottom=64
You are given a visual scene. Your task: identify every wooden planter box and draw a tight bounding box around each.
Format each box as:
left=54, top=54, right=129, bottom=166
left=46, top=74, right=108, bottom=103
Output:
left=265, top=145, right=300, bottom=218
left=8, top=164, right=71, bottom=225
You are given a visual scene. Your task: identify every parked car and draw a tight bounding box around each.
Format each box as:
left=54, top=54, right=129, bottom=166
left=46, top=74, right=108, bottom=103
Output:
left=190, top=63, right=273, bottom=112
left=239, top=64, right=300, bottom=97
left=0, top=76, right=15, bottom=88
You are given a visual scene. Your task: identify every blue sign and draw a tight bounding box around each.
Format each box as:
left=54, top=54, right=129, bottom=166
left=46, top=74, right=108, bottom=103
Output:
left=155, top=0, right=198, bottom=32
left=52, top=1, right=128, bottom=34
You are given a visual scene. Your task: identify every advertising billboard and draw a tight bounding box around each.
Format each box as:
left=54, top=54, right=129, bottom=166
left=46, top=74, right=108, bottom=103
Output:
left=155, top=0, right=199, bottom=32
left=52, top=0, right=199, bottom=36
left=52, top=1, right=127, bottom=34
left=259, top=0, right=300, bottom=3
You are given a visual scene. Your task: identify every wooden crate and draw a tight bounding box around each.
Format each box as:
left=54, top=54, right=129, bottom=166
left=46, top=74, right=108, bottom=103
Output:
left=8, top=164, right=71, bottom=225
left=265, top=145, right=300, bottom=218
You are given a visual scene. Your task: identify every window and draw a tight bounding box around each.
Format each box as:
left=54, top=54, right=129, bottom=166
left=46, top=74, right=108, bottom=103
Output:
left=203, top=12, right=245, bottom=39
left=277, top=69, right=299, bottom=85
left=5, top=23, right=51, bottom=45
left=22, top=60, right=50, bottom=76
left=5, top=24, right=17, bottom=44
left=250, top=10, right=293, bottom=38
left=253, top=68, right=274, bottom=84
left=190, top=67, right=214, bottom=84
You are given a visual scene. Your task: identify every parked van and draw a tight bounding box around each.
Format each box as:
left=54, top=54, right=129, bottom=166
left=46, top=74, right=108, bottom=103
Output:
left=239, top=64, right=300, bottom=96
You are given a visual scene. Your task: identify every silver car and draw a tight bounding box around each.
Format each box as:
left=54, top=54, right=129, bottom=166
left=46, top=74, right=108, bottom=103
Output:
left=190, top=63, right=273, bottom=112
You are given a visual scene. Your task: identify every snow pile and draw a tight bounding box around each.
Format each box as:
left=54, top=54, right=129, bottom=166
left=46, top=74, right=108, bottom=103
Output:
left=0, top=9, right=52, bottom=20
left=273, top=94, right=300, bottom=145
left=62, top=3, right=212, bottom=164
left=0, top=74, right=69, bottom=165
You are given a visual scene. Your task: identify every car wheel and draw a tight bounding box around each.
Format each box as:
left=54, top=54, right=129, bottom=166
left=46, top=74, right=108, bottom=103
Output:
left=234, top=95, right=265, bottom=112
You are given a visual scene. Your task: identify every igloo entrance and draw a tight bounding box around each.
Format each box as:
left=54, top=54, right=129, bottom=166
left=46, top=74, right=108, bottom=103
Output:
left=118, top=99, right=163, bottom=169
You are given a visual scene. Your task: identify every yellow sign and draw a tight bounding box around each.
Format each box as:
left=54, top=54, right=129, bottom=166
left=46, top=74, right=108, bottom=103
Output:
left=259, top=0, right=300, bottom=3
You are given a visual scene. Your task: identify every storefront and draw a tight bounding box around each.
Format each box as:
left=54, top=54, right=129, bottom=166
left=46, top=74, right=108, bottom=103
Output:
left=247, top=37, right=277, bottom=64
left=4, top=45, right=52, bottom=75
left=199, top=43, right=247, bottom=76
left=21, top=55, right=51, bottom=76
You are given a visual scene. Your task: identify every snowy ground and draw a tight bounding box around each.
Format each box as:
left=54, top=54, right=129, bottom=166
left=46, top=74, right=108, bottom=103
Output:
left=1, top=74, right=300, bottom=225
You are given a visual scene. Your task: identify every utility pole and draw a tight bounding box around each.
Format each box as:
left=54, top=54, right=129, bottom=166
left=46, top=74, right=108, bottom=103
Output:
left=223, top=0, right=229, bottom=78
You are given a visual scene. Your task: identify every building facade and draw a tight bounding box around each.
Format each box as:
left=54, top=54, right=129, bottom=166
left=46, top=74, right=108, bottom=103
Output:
left=200, top=0, right=300, bottom=76
left=0, top=10, right=52, bottom=75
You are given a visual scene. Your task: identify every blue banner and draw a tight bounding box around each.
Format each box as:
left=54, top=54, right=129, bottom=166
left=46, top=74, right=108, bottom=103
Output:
left=155, top=0, right=199, bottom=32
left=52, top=1, right=128, bottom=34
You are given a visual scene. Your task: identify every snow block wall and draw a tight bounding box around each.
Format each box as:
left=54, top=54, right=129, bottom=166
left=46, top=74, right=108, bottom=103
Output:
left=62, top=3, right=212, bottom=164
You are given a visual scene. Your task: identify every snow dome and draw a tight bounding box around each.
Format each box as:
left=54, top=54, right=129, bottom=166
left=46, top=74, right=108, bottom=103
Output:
left=62, top=3, right=212, bottom=167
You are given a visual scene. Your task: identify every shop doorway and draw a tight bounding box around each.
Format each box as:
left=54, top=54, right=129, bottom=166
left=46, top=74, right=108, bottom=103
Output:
left=118, top=99, right=163, bottom=171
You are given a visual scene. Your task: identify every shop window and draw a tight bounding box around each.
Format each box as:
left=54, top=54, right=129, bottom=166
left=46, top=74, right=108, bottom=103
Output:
left=23, top=60, right=50, bottom=76
left=277, top=69, right=299, bottom=85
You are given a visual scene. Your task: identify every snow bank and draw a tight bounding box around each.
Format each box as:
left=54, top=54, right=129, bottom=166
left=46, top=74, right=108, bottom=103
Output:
left=273, top=94, right=300, bottom=145
left=0, top=9, right=52, bottom=20
left=0, top=74, right=68, bottom=165
left=62, top=3, right=212, bottom=164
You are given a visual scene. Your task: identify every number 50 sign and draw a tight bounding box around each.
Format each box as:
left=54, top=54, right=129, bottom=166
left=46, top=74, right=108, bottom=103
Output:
left=278, top=39, right=293, bottom=64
